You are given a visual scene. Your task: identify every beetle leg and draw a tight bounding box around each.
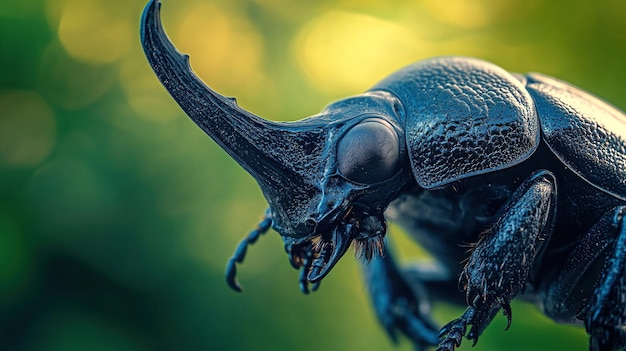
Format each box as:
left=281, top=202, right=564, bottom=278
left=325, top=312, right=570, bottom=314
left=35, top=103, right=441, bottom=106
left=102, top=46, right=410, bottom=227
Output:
left=438, top=170, right=557, bottom=351
left=545, top=206, right=626, bottom=351
left=225, top=209, right=273, bottom=292
left=584, top=206, right=626, bottom=351
left=362, top=242, right=440, bottom=350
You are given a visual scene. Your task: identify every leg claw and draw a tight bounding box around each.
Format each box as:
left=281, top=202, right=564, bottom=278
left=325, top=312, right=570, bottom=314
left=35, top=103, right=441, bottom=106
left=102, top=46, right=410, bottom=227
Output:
left=437, top=299, right=512, bottom=351
left=437, top=311, right=470, bottom=351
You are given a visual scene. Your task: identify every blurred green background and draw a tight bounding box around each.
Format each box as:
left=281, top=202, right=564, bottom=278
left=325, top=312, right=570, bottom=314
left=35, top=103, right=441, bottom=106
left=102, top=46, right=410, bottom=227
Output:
left=1, top=0, right=625, bottom=350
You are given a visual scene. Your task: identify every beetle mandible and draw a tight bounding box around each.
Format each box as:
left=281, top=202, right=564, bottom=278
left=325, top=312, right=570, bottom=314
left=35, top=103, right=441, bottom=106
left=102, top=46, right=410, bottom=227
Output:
left=140, top=1, right=626, bottom=350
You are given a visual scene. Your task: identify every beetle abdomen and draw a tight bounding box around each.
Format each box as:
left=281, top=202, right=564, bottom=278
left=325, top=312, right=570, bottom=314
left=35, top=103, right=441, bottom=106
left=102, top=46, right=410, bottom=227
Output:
left=373, top=57, right=539, bottom=189
left=525, top=73, right=626, bottom=201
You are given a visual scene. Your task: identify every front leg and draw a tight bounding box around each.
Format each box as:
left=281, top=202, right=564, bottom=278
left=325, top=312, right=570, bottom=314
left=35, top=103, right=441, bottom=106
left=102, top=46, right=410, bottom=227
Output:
left=438, top=170, right=557, bottom=351
left=363, top=245, right=440, bottom=350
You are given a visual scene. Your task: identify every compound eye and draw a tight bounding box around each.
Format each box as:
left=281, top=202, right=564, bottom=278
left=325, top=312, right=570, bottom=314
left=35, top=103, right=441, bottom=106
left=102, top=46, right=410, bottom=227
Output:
left=337, top=119, right=400, bottom=184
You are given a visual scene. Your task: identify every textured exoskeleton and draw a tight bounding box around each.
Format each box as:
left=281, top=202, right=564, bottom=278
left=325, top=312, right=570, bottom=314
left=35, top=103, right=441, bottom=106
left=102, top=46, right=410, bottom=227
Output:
left=141, top=1, right=626, bottom=350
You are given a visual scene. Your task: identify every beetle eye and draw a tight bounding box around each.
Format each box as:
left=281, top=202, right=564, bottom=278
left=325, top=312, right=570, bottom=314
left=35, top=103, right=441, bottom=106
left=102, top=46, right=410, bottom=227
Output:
left=337, top=119, right=400, bottom=184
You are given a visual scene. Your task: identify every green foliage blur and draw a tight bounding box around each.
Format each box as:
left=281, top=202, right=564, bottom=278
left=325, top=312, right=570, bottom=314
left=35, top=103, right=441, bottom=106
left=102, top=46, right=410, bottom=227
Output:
left=1, top=0, right=625, bottom=350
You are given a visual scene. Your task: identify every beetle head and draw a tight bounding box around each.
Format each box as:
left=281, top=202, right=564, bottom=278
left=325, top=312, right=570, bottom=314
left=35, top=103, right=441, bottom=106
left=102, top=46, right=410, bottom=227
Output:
left=280, top=99, right=410, bottom=285
left=141, top=0, right=410, bottom=289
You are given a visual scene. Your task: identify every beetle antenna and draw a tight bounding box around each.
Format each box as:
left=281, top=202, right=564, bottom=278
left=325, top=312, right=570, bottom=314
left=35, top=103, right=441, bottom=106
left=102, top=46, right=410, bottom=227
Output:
left=225, top=209, right=273, bottom=292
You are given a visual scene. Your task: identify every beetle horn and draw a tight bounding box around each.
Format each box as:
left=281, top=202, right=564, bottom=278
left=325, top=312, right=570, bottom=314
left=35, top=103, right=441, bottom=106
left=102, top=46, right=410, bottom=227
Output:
left=140, top=0, right=324, bottom=196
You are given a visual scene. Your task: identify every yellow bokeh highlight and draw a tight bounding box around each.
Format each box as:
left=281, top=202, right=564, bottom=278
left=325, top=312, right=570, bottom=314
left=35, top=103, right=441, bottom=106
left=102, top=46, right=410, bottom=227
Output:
left=423, top=0, right=541, bottom=28
left=118, top=55, right=181, bottom=123
left=0, top=91, right=56, bottom=167
left=56, top=0, right=133, bottom=64
left=423, top=0, right=490, bottom=28
left=294, top=11, right=424, bottom=94
left=173, top=3, right=266, bottom=94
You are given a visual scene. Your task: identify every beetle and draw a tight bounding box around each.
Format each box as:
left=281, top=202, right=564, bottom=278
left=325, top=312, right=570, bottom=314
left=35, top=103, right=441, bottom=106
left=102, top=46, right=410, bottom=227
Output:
left=140, top=1, right=626, bottom=350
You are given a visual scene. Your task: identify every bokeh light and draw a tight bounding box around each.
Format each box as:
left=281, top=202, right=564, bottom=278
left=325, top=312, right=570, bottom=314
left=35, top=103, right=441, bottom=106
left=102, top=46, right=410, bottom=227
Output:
left=56, top=0, right=134, bottom=64
left=294, top=11, right=421, bottom=94
left=0, top=91, right=56, bottom=167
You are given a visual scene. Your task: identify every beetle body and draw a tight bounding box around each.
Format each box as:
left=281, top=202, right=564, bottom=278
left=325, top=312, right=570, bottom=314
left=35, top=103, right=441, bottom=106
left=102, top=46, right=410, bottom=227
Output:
left=141, top=1, right=626, bottom=350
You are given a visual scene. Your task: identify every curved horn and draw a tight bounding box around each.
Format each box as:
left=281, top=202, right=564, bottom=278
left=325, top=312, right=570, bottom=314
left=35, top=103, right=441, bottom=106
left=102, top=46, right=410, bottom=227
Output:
left=140, top=0, right=320, bottom=187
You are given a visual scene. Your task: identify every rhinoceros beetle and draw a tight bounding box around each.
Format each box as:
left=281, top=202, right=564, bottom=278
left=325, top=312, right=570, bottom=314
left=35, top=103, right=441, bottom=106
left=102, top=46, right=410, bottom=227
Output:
left=140, top=1, right=626, bottom=350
